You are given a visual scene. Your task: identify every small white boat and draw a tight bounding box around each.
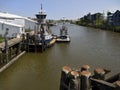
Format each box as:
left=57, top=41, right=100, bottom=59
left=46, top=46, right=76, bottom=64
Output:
left=57, top=35, right=70, bottom=42
left=56, top=22, right=70, bottom=42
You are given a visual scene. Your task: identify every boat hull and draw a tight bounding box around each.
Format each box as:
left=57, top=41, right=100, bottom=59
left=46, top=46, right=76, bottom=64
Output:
left=56, top=36, right=70, bottom=42
left=47, top=38, right=56, bottom=47
left=27, top=38, right=56, bottom=52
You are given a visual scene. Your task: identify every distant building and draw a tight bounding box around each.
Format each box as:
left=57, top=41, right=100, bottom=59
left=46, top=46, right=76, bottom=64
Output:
left=107, top=12, right=114, bottom=26
left=86, top=13, right=92, bottom=21
left=107, top=10, right=120, bottom=26
left=90, top=13, right=104, bottom=25
left=112, top=10, right=120, bottom=26
left=80, top=12, right=104, bottom=26
left=0, top=12, right=37, bottom=38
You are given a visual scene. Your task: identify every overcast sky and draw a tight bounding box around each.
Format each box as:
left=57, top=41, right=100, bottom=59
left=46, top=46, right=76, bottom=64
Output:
left=0, top=0, right=120, bottom=19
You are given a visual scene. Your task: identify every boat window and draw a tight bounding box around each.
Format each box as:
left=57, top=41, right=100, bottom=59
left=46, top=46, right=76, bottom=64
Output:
left=60, top=36, right=67, bottom=39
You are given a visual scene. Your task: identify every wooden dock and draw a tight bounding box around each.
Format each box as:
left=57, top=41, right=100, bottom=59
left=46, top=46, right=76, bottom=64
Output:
left=0, top=38, right=24, bottom=64
left=0, top=38, right=22, bottom=50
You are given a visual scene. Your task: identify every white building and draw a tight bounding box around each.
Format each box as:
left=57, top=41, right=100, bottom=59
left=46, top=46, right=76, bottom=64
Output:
left=0, top=12, right=37, bottom=38
left=0, top=20, right=23, bottom=38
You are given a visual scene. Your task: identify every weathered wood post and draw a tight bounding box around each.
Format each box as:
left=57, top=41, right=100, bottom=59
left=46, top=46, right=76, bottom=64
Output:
left=17, top=43, right=20, bottom=54
left=69, top=71, right=80, bottom=90
left=94, top=68, right=106, bottom=80
left=114, top=81, right=120, bottom=90
left=21, top=33, right=26, bottom=51
left=80, top=71, right=91, bottom=90
left=4, top=28, right=9, bottom=63
left=60, top=66, right=72, bottom=90
left=92, top=68, right=106, bottom=90
left=81, top=65, right=90, bottom=72
left=26, top=33, right=30, bottom=52
left=9, top=47, right=12, bottom=60
left=0, top=50, right=2, bottom=64
left=34, top=34, right=37, bottom=52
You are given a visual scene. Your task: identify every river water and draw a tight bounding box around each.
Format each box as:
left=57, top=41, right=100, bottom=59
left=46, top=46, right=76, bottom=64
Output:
left=0, top=24, right=120, bottom=90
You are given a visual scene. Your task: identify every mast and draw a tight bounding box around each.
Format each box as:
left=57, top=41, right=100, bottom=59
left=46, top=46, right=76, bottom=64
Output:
left=41, top=4, right=42, bottom=11
left=61, top=17, right=68, bottom=36
left=36, top=4, right=47, bottom=24
left=36, top=4, right=47, bottom=51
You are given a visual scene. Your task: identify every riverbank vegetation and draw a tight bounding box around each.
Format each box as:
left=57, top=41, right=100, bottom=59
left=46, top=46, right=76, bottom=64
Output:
left=75, top=10, right=120, bottom=32
left=75, top=19, right=120, bottom=32
left=0, top=35, right=4, bottom=43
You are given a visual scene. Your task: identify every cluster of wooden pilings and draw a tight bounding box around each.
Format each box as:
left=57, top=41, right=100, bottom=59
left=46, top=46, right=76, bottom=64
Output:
left=60, top=65, right=120, bottom=90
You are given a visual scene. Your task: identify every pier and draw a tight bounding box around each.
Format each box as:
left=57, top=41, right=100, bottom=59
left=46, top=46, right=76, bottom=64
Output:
left=0, top=37, right=24, bottom=65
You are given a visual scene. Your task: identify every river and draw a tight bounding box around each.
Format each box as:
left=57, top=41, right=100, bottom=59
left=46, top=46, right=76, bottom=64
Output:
left=0, top=24, right=120, bottom=90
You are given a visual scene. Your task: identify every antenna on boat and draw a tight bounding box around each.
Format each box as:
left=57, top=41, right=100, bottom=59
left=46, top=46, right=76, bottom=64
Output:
left=41, top=3, right=43, bottom=11
left=62, top=17, right=66, bottom=25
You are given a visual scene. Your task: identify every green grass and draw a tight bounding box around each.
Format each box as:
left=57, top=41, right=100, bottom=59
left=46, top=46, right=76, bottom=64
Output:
left=0, top=35, right=4, bottom=43
left=25, top=29, right=34, bottom=32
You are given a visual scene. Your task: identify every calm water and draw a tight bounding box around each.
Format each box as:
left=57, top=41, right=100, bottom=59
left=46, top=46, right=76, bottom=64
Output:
left=0, top=24, right=120, bottom=90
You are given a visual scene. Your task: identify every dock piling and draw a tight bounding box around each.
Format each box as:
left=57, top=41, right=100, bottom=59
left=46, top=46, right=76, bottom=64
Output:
left=69, top=71, right=80, bottom=90
left=59, top=66, right=120, bottom=90
left=80, top=71, right=91, bottom=90
left=93, top=68, right=106, bottom=80
left=81, top=65, right=90, bottom=72
left=60, top=66, right=72, bottom=90
left=114, top=81, right=120, bottom=90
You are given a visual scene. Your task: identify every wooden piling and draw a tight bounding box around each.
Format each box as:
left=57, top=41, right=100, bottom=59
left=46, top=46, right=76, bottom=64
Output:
left=0, top=51, right=2, bottom=64
left=115, top=81, right=120, bottom=86
left=93, top=68, right=105, bottom=80
left=9, top=47, right=12, bottom=60
left=26, top=33, right=30, bottom=52
left=91, top=68, right=106, bottom=90
left=80, top=71, right=91, bottom=90
left=81, top=65, right=90, bottom=72
left=60, top=66, right=72, bottom=90
left=69, top=71, right=80, bottom=90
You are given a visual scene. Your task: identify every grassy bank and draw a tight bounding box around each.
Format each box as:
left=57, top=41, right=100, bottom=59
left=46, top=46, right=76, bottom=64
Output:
left=74, top=21, right=120, bottom=33
left=0, top=35, right=4, bottom=43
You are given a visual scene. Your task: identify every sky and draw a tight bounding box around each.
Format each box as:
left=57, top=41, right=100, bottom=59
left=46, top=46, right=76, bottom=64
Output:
left=0, top=0, right=120, bottom=20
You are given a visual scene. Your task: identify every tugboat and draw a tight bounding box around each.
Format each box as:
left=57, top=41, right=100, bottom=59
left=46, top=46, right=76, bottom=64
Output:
left=56, top=21, right=70, bottom=42
left=27, top=4, right=56, bottom=52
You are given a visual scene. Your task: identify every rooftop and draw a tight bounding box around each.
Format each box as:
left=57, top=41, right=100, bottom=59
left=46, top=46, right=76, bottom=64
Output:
left=0, top=20, right=23, bottom=28
left=0, top=12, right=37, bottom=23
